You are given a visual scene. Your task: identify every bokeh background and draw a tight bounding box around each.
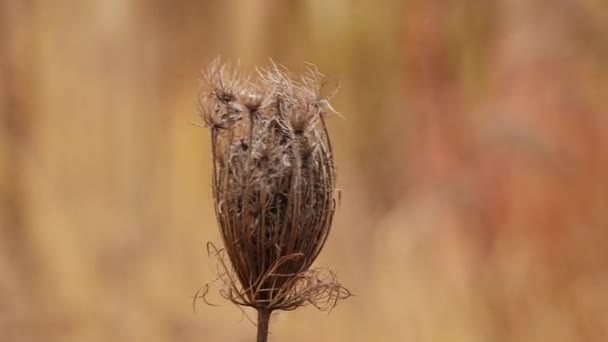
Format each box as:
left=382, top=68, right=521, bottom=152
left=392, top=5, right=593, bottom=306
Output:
left=2, top=1, right=608, bottom=341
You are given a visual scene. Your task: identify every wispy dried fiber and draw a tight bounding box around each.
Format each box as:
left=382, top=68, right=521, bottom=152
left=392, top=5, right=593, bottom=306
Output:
left=197, top=60, right=349, bottom=340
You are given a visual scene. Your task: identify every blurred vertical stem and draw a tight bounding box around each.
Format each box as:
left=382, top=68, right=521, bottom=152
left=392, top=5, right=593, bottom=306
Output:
left=256, top=308, right=271, bottom=342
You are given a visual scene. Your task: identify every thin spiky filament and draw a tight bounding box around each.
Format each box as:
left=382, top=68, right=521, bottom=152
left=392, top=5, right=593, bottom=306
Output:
left=198, top=60, right=349, bottom=314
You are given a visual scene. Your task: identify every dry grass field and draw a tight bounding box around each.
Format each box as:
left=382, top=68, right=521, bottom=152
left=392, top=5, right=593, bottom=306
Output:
left=2, top=1, right=608, bottom=341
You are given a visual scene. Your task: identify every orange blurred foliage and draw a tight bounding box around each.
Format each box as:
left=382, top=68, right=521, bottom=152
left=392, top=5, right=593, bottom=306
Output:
left=1, top=1, right=608, bottom=341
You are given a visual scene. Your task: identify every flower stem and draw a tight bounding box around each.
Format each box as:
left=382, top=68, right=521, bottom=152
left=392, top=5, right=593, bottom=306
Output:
left=256, top=308, right=271, bottom=342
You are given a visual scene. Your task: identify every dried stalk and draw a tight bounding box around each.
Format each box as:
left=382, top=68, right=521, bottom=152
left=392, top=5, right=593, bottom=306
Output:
left=256, top=308, right=271, bottom=342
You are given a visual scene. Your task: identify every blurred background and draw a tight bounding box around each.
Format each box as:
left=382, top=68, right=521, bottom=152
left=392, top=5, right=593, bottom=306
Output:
left=2, top=0, right=608, bottom=341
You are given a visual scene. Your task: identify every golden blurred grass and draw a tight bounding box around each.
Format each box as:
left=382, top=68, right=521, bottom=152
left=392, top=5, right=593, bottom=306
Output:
left=1, top=0, right=608, bottom=341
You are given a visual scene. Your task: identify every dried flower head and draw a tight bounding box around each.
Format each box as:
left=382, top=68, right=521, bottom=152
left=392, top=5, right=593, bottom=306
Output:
left=197, top=60, right=349, bottom=328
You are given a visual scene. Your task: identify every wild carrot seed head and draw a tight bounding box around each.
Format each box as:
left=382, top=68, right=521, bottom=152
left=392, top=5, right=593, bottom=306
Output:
left=198, top=60, right=349, bottom=312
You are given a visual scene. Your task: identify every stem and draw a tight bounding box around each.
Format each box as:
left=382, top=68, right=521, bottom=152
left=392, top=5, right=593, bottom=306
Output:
left=256, top=308, right=271, bottom=342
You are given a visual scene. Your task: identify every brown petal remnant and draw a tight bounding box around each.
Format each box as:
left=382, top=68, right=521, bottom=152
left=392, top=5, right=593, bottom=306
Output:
left=197, top=60, right=350, bottom=342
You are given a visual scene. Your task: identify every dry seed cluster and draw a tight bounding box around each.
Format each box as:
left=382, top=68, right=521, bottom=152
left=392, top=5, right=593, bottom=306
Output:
left=199, top=61, right=349, bottom=313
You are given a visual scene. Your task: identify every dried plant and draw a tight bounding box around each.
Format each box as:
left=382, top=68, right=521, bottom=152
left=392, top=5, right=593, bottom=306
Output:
left=196, top=60, right=350, bottom=341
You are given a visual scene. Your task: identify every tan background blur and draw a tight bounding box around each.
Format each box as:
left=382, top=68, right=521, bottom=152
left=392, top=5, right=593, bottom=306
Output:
left=2, top=1, right=608, bottom=341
